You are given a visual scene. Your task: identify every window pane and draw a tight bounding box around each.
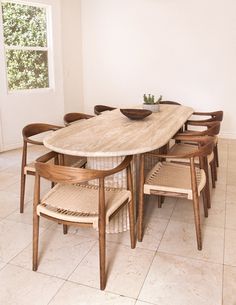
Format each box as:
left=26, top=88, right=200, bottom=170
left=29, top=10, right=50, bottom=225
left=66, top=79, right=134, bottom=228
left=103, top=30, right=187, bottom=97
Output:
left=2, top=2, right=47, bottom=47
left=6, top=50, right=49, bottom=90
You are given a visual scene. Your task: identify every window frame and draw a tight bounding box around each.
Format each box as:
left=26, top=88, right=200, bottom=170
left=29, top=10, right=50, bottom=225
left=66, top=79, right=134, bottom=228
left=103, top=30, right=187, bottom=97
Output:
left=0, top=0, right=54, bottom=93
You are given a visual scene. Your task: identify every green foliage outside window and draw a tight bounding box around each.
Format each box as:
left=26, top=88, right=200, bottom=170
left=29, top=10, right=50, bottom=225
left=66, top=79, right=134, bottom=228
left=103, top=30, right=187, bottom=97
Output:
left=1, top=2, right=49, bottom=90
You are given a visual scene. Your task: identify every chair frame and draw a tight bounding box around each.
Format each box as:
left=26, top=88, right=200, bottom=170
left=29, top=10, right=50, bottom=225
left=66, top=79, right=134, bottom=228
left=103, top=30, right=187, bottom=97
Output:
left=186, top=110, right=223, bottom=125
left=94, top=105, right=116, bottom=115
left=33, top=152, right=135, bottom=290
left=178, top=121, right=220, bottom=188
left=63, top=112, right=94, bottom=126
left=159, top=100, right=181, bottom=105
left=138, top=136, right=214, bottom=250
left=20, top=123, right=62, bottom=213
left=185, top=110, right=223, bottom=167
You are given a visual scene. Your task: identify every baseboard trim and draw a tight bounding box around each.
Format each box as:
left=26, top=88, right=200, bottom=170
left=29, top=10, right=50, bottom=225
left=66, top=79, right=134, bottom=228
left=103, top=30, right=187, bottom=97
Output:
left=220, top=132, right=236, bottom=140
left=1, top=142, right=22, bottom=152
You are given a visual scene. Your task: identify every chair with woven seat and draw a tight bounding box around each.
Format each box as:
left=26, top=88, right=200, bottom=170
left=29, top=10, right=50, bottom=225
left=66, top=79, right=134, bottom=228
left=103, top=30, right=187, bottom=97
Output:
left=94, top=105, right=116, bottom=115
left=138, top=136, right=214, bottom=250
left=169, top=121, right=221, bottom=192
left=63, top=112, right=94, bottom=126
left=63, top=112, right=94, bottom=168
left=20, top=123, right=62, bottom=213
left=33, top=152, right=135, bottom=290
left=185, top=110, right=223, bottom=167
left=175, top=121, right=221, bottom=190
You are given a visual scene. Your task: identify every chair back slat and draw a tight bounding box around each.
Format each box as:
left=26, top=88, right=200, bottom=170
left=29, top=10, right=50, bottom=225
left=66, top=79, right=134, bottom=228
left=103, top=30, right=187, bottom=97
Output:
left=192, top=110, right=223, bottom=122
left=22, top=123, right=62, bottom=142
left=160, top=100, right=181, bottom=105
left=183, top=121, right=221, bottom=136
left=35, top=155, right=133, bottom=184
left=63, top=112, right=94, bottom=125
left=94, top=105, right=116, bottom=115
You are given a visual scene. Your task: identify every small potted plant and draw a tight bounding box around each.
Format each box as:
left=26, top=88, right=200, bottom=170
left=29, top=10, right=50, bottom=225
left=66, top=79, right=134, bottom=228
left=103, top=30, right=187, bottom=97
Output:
left=143, top=94, right=162, bottom=112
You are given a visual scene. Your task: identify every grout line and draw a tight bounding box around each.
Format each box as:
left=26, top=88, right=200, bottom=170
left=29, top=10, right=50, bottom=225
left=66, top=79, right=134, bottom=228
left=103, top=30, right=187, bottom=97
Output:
left=65, top=239, right=98, bottom=280
left=136, top=196, right=177, bottom=301
left=46, top=280, right=67, bottom=305
left=221, top=141, right=229, bottom=305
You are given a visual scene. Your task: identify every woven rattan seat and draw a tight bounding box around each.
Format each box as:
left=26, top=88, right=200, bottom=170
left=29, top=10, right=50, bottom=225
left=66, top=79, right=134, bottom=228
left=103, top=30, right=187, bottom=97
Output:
left=23, top=157, right=86, bottom=175
left=144, top=162, right=206, bottom=200
left=38, top=183, right=131, bottom=229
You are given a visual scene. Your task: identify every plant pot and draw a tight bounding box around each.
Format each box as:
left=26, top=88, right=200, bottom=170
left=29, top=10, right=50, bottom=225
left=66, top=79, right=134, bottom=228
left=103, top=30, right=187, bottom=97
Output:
left=142, top=103, right=160, bottom=113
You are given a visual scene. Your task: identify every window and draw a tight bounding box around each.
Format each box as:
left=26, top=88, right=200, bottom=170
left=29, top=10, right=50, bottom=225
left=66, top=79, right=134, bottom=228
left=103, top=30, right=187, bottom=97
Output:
left=1, top=1, right=51, bottom=91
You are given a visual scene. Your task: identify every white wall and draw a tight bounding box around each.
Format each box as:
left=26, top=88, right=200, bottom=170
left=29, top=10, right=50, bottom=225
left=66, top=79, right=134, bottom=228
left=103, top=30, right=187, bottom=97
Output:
left=60, top=0, right=84, bottom=114
left=81, top=0, right=236, bottom=137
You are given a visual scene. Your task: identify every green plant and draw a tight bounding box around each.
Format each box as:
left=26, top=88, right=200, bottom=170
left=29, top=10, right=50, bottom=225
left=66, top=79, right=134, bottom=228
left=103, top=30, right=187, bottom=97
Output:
left=143, top=94, right=162, bottom=104
left=1, top=2, right=49, bottom=90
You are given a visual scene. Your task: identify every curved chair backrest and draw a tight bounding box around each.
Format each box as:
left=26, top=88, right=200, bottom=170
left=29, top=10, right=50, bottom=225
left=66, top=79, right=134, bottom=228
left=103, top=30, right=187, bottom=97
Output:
left=22, top=123, right=62, bottom=145
left=191, top=110, right=223, bottom=122
left=36, top=153, right=132, bottom=184
left=147, top=136, right=214, bottom=161
left=94, top=105, right=116, bottom=115
left=159, top=100, right=181, bottom=105
left=177, top=136, right=214, bottom=158
left=161, top=135, right=215, bottom=159
left=63, top=112, right=94, bottom=126
left=183, top=121, right=221, bottom=137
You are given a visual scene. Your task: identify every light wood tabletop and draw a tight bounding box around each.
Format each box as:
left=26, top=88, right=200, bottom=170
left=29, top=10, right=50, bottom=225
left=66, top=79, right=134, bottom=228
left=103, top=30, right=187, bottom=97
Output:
left=44, top=104, right=193, bottom=157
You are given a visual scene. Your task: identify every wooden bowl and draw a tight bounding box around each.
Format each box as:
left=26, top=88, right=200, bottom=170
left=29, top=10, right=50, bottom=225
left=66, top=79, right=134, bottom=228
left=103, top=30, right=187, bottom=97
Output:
left=120, top=109, right=152, bottom=120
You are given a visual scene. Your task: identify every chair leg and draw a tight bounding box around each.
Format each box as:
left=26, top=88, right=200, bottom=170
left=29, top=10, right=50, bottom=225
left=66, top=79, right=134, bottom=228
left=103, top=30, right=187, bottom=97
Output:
left=158, top=196, right=162, bottom=208
left=214, top=158, right=218, bottom=181
left=63, top=224, right=68, bottom=234
left=210, top=161, right=216, bottom=188
left=138, top=154, right=145, bottom=242
left=33, top=214, right=40, bottom=271
left=99, top=218, right=106, bottom=290
left=128, top=200, right=135, bottom=249
left=204, top=163, right=211, bottom=209
left=20, top=173, right=26, bottom=213
left=214, top=144, right=219, bottom=168
left=201, top=188, right=208, bottom=218
left=192, top=196, right=202, bottom=250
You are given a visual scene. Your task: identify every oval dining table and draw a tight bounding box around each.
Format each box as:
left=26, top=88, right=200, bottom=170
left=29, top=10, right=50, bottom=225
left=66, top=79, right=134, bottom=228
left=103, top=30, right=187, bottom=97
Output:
left=44, top=104, right=193, bottom=233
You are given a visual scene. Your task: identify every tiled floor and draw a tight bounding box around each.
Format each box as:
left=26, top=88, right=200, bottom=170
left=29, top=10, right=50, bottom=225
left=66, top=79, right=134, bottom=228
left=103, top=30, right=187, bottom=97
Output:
left=0, top=139, right=235, bottom=305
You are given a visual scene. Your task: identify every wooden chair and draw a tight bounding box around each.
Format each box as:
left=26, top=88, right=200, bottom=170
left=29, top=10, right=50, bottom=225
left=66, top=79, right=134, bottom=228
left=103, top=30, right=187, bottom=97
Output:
left=156, top=100, right=182, bottom=151
left=63, top=112, right=94, bottom=168
left=20, top=123, right=62, bottom=213
left=94, top=105, right=116, bottom=115
left=138, top=136, right=214, bottom=250
left=33, top=152, right=135, bottom=290
left=175, top=121, right=221, bottom=190
left=63, top=112, right=94, bottom=126
left=185, top=110, right=223, bottom=167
